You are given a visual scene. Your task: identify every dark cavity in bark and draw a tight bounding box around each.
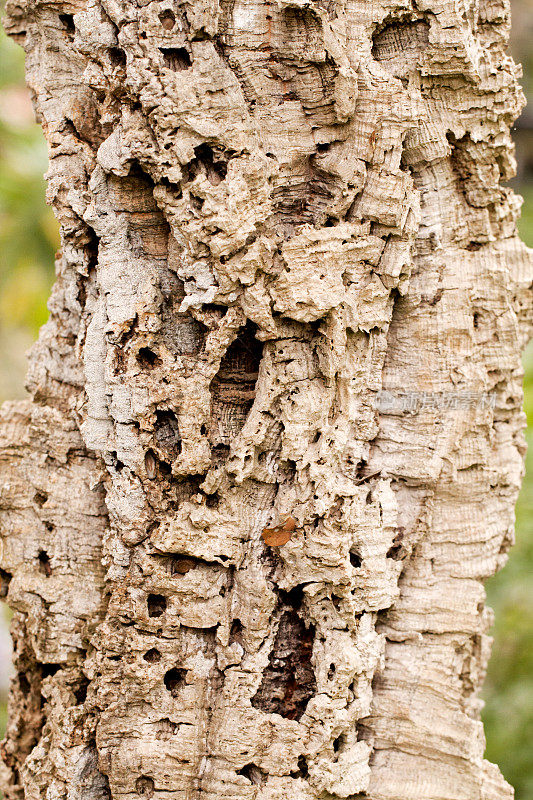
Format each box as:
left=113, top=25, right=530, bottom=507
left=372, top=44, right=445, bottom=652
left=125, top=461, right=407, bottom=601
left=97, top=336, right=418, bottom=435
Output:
left=208, top=321, right=262, bottom=449
left=252, top=590, right=316, bottom=720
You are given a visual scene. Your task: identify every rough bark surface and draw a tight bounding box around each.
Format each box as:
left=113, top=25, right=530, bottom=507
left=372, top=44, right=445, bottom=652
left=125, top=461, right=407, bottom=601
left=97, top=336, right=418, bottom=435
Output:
left=1, top=0, right=532, bottom=798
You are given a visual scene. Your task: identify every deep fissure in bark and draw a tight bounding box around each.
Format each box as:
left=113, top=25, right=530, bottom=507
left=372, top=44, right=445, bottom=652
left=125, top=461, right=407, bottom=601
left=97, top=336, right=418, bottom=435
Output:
left=252, top=588, right=317, bottom=721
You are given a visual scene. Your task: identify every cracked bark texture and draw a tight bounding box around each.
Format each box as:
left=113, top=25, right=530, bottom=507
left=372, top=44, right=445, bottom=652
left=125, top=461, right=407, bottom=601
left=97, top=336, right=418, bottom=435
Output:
left=0, top=0, right=532, bottom=798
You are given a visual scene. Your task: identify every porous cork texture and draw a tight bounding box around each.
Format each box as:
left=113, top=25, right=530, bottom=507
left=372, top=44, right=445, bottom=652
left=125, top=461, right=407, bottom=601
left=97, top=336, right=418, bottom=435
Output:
left=0, top=0, right=532, bottom=798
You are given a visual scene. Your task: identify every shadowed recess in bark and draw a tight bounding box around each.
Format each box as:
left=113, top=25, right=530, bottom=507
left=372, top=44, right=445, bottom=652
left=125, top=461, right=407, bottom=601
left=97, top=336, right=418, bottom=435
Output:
left=77, top=743, right=111, bottom=800
left=252, top=589, right=316, bottom=720
left=372, top=18, right=430, bottom=70
left=208, top=321, right=262, bottom=449
left=147, top=593, right=167, bottom=617
left=164, top=667, right=187, bottom=696
left=3, top=641, right=49, bottom=787
left=107, top=47, right=126, bottom=68
left=37, top=550, right=52, bottom=577
left=137, top=347, right=161, bottom=368
left=158, top=9, right=176, bottom=30
left=136, top=775, right=155, bottom=797
left=155, top=718, right=178, bottom=739
left=143, top=648, right=161, bottom=663
left=160, top=47, right=192, bottom=71
left=280, top=6, right=323, bottom=43
left=58, top=13, right=75, bottom=34
left=154, top=409, right=182, bottom=461
left=0, top=567, right=12, bottom=597
left=271, top=168, right=337, bottom=228
left=74, top=676, right=90, bottom=704
left=237, top=763, right=265, bottom=785
left=144, top=449, right=172, bottom=479
left=182, top=143, right=230, bottom=186
left=372, top=20, right=429, bottom=65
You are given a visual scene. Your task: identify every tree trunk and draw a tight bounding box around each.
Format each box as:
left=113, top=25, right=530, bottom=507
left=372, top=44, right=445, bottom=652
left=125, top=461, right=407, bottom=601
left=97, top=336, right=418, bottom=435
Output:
left=1, top=0, right=531, bottom=798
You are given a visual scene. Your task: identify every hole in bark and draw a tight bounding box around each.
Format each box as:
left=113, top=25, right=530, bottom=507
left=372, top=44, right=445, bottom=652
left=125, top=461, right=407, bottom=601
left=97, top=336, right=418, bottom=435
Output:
left=159, top=176, right=182, bottom=200
left=356, top=720, right=370, bottom=741
left=159, top=9, right=176, bottom=29
left=136, top=776, right=154, bottom=797
left=144, top=450, right=155, bottom=477
left=208, top=321, right=262, bottom=449
left=237, top=764, right=263, bottom=784
left=189, top=193, right=204, bottom=211
left=18, top=672, right=30, bottom=695
left=59, top=13, right=75, bottom=32
left=282, top=585, right=305, bottom=608
left=143, top=648, right=162, bottom=663
left=333, top=733, right=344, bottom=752
left=211, top=444, right=230, bottom=464
left=109, top=451, right=124, bottom=472
left=272, top=167, right=336, bottom=228
left=230, top=618, right=244, bottom=645
left=159, top=458, right=172, bottom=475
left=191, top=26, right=210, bottom=41
left=295, top=755, right=309, bottom=778
left=182, top=144, right=229, bottom=186
left=127, top=160, right=155, bottom=184
left=77, top=743, right=111, bottom=800
left=137, top=347, right=161, bottom=368
left=372, top=18, right=430, bottom=73
left=0, top=568, right=12, bottom=598
left=349, top=551, right=362, bottom=569
left=280, top=6, right=323, bottom=50
left=33, top=490, right=48, bottom=507
left=160, top=47, right=191, bottom=70
left=170, top=556, right=198, bottom=575
left=328, top=663, right=336, bottom=680
left=147, top=594, right=167, bottom=617
left=205, top=491, right=220, bottom=509
left=387, top=543, right=406, bottom=560
left=38, top=551, right=52, bottom=577
left=156, top=718, right=179, bottom=739
left=164, top=667, right=187, bottom=696
left=41, top=663, right=59, bottom=678
left=473, top=312, right=480, bottom=328
left=251, top=598, right=316, bottom=720
left=74, top=677, right=89, bottom=704
left=108, top=47, right=126, bottom=67
left=387, top=529, right=406, bottom=561
left=154, top=410, right=182, bottom=460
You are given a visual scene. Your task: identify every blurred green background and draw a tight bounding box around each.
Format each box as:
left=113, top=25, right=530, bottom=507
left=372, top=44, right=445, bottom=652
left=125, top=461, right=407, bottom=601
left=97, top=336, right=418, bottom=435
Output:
left=0, top=3, right=532, bottom=797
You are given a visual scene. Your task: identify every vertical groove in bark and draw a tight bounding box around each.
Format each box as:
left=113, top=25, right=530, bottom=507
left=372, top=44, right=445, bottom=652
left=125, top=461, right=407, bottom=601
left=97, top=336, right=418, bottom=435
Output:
left=0, top=0, right=531, bottom=798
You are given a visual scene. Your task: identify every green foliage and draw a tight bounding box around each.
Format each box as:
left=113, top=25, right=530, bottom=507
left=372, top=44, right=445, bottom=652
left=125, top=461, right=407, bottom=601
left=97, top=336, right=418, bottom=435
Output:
left=517, top=185, right=533, bottom=250
left=0, top=25, right=57, bottom=340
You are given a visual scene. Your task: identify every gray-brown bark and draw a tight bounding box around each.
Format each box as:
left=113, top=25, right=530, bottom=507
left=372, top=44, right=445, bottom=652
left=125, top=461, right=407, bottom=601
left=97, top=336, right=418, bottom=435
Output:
left=0, top=0, right=532, bottom=798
